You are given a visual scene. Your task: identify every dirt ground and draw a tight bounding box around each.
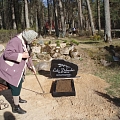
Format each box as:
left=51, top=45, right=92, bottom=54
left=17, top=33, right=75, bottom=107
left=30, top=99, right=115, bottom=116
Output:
left=0, top=42, right=120, bottom=120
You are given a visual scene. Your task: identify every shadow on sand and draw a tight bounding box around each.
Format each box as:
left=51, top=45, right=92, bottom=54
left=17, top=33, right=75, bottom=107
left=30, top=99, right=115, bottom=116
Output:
left=38, top=70, right=51, bottom=78
left=95, top=90, right=120, bottom=107
left=3, top=111, right=16, bottom=120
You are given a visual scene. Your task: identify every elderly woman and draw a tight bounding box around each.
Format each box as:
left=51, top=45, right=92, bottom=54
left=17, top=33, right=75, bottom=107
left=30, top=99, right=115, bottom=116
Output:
left=0, top=30, right=38, bottom=114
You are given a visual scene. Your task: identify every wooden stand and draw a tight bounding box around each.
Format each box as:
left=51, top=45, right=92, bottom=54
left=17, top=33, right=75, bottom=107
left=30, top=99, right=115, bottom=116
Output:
left=52, top=79, right=76, bottom=97
left=0, top=84, right=8, bottom=91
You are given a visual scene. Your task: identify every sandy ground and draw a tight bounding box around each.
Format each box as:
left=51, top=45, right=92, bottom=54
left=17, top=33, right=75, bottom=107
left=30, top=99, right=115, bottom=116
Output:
left=0, top=72, right=120, bottom=120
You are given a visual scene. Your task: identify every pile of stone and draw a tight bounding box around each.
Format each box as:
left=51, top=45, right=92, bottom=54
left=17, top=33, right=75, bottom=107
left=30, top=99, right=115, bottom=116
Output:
left=31, top=41, right=80, bottom=62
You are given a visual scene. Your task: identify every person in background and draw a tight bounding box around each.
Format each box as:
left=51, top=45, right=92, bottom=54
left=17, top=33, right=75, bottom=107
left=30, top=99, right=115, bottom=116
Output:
left=72, top=27, right=76, bottom=35
left=0, top=29, right=38, bottom=114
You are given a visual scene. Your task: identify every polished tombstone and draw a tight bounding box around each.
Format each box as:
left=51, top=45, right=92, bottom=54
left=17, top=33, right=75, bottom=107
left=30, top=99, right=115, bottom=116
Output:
left=50, top=59, right=78, bottom=78
left=50, top=59, right=77, bottom=97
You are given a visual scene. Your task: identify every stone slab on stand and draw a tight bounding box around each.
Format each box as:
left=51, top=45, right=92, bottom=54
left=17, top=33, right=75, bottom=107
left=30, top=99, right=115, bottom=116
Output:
left=50, top=59, right=78, bottom=97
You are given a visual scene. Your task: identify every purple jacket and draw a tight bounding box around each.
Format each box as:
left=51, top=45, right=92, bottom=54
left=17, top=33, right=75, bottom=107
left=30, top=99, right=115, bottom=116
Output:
left=0, top=34, right=33, bottom=87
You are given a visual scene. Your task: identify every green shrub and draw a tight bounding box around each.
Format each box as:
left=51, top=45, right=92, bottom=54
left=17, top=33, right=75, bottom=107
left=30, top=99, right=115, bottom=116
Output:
left=70, top=39, right=79, bottom=45
left=63, top=40, right=68, bottom=43
left=97, top=31, right=104, bottom=38
left=55, top=40, right=60, bottom=46
left=48, top=41, right=51, bottom=44
left=90, top=34, right=101, bottom=41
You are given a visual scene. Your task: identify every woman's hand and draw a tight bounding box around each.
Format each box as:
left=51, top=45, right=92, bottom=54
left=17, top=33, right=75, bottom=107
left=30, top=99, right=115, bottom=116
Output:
left=22, top=52, right=30, bottom=58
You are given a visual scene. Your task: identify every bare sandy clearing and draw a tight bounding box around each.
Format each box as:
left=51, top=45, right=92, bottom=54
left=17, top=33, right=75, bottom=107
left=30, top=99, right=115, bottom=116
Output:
left=0, top=73, right=119, bottom=120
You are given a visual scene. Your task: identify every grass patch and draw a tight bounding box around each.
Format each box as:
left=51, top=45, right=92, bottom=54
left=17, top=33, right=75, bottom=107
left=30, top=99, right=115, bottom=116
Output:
left=76, top=37, right=120, bottom=98
left=95, top=64, right=120, bottom=97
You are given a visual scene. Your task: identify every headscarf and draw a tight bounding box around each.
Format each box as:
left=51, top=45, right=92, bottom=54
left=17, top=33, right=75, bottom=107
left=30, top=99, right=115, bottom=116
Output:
left=22, top=30, right=38, bottom=44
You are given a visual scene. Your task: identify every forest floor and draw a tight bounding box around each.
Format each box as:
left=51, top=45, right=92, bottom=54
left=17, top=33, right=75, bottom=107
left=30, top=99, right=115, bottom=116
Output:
left=1, top=36, right=120, bottom=120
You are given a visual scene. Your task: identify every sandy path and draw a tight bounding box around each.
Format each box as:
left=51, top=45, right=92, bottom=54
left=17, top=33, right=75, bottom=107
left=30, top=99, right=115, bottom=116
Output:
left=0, top=73, right=119, bottom=120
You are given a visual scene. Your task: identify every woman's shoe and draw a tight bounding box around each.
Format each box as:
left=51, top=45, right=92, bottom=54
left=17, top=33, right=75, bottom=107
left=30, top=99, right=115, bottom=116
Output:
left=19, top=97, right=27, bottom=103
left=12, top=104, right=26, bottom=114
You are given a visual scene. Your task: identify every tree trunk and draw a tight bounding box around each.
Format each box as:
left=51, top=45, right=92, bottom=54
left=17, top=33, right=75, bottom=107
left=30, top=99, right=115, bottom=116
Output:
left=24, top=0, right=30, bottom=29
left=47, top=0, right=50, bottom=34
left=97, top=0, right=101, bottom=33
left=0, top=0, right=4, bottom=29
left=36, top=10, right=38, bottom=32
left=47, top=0, right=52, bottom=35
left=58, top=0, right=66, bottom=37
left=77, top=0, right=83, bottom=35
left=86, top=0, right=95, bottom=35
left=2, top=0, right=6, bottom=29
left=53, top=0, right=59, bottom=38
left=21, top=0, right=25, bottom=30
left=104, top=0, right=112, bottom=42
left=12, top=3, right=16, bottom=29
left=37, top=1, right=42, bottom=35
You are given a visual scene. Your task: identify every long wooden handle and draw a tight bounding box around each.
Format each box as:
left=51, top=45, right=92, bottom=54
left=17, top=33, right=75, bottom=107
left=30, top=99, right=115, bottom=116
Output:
left=34, top=73, right=44, bottom=93
left=28, top=58, right=44, bottom=93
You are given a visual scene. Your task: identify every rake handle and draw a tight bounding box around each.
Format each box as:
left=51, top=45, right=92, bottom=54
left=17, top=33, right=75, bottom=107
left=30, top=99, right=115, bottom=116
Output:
left=28, top=58, right=44, bottom=93
left=34, top=73, right=44, bottom=93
